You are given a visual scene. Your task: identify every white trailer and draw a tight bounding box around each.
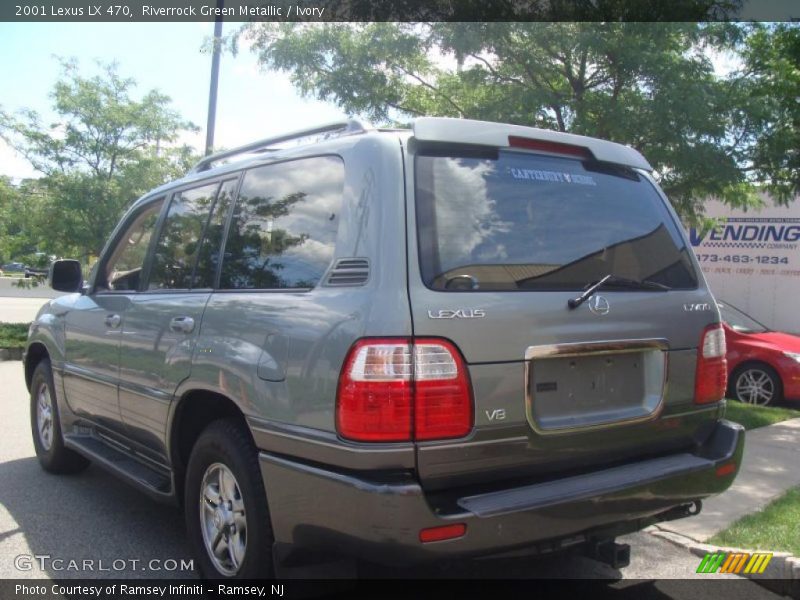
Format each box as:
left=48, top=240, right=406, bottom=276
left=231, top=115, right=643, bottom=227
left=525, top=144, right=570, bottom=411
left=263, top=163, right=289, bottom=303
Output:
left=686, top=195, right=800, bottom=334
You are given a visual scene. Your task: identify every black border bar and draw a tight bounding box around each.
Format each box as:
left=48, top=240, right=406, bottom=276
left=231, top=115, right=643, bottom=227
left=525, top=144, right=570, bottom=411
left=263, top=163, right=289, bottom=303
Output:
left=1, top=0, right=799, bottom=23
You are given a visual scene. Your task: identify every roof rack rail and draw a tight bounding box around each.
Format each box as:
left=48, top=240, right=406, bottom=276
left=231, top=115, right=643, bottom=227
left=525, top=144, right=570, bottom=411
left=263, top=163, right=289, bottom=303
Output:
left=190, top=119, right=371, bottom=173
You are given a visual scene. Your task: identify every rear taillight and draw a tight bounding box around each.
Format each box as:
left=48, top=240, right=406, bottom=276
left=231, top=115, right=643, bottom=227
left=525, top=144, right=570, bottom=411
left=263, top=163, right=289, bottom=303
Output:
left=694, top=324, right=728, bottom=405
left=336, top=338, right=473, bottom=442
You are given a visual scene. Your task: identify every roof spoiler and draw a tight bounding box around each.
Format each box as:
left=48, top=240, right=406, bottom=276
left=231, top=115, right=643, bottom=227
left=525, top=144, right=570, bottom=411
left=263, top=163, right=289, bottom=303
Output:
left=189, top=119, right=371, bottom=173
left=412, top=117, right=652, bottom=171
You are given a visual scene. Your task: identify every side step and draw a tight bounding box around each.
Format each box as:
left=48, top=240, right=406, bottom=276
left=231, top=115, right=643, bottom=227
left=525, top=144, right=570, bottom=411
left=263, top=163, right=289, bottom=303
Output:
left=64, top=434, right=174, bottom=502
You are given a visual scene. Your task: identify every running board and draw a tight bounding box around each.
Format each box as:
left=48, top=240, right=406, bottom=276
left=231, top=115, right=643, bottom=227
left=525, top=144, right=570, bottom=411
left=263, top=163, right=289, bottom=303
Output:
left=64, top=434, right=174, bottom=503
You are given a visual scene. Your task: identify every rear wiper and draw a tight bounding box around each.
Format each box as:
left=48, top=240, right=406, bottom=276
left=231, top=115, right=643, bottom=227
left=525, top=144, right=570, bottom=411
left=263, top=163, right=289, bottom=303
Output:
left=567, top=274, right=670, bottom=309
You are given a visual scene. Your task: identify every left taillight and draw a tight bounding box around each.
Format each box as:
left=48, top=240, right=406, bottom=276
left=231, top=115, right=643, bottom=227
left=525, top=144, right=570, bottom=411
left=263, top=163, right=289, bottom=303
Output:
left=694, top=323, right=728, bottom=405
left=336, top=338, right=473, bottom=442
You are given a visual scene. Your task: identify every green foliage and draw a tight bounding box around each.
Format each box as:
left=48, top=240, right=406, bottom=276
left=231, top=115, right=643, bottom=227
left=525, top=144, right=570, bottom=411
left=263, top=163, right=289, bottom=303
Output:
left=0, top=177, right=45, bottom=263
left=710, top=486, right=800, bottom=555
left=0, top=323, right=29, bottom=349
left=240, top=21, right=796, bottom=220
left=0, top=60, right=199, bottom=260
left=741, top=24, right=800, bottom=203
left=724, top=399, right=800, bottom=431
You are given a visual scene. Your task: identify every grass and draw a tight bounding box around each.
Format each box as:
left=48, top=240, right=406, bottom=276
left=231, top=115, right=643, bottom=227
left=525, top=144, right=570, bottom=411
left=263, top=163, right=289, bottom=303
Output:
left=709, top=487, right=800, bottom=555
left=723, top=399, right=800, bottom=431
left=0, top=322, right=29, bottom=349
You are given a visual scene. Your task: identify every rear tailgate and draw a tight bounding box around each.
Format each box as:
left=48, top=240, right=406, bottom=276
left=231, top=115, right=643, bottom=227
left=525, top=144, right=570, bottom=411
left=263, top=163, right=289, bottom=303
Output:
left=404, top=124, right=723, bottom=490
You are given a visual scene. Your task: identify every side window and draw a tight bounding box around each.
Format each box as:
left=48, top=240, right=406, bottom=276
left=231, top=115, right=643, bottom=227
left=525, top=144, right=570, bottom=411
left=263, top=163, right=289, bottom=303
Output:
left=101, top=198, right=164, bottom=292
left=220, top=156, right=345, bottom=290
left=148, top=182, right=220, bottom=290
left=192, top=178, right=238, bottom=289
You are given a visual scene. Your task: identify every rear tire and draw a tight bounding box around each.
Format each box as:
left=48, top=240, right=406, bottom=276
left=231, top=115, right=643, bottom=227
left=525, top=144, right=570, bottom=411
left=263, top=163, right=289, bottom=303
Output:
left=731, top=363, right=782, bottom=406
left=30, top=359, right=90, bottom=474
left=185, top=418, right=275, bottom=579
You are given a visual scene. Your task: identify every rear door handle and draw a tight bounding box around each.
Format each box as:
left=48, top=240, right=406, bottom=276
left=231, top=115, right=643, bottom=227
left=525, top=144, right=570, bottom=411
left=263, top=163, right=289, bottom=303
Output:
left=169, top=316, right=195, bottom=334
left=104, top=314, right=121, bottom=329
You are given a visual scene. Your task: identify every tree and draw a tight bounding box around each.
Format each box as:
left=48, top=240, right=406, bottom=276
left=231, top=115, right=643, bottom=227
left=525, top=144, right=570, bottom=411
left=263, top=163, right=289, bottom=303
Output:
left=239, top=21, right=785, bottom=220
left=0, top=177, right=49, bottom=263
left=740, top=24, right=800, bottom=202
left=0, top=60, right=198, bottom=260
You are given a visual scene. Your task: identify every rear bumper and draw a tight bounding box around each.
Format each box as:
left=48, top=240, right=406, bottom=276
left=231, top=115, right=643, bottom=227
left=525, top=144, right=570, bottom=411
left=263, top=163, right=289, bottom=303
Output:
left=260, top=419, right=744, bottom=565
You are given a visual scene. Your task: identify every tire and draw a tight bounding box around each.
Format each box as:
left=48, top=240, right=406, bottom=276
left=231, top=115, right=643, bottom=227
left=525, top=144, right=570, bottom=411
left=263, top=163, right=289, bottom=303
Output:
left=731, top=363, right=783, bottom=406
left=185, top=418, right=275, bottom=579
left=30, top=359, right=90, bottom=474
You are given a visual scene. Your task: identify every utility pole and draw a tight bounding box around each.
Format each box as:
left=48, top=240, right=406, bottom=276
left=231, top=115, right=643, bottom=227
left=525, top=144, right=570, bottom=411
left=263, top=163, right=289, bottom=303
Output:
left=205, top=0, right=224, bottom=156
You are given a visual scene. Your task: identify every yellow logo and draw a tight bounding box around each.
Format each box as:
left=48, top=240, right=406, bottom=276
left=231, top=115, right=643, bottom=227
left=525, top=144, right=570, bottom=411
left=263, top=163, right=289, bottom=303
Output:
left=696, top=551, right=773, bottom=574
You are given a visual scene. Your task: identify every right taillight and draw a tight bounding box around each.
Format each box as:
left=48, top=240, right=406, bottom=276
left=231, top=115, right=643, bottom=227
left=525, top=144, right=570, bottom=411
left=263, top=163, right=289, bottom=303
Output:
left=694, top=323, right=728, bottom=404
left=336, top=338, right=473, bottom=442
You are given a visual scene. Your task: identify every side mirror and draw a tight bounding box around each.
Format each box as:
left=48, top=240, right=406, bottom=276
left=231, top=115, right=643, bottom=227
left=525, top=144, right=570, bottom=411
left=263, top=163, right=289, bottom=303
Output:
left=49, top=259, right=83, bottom=293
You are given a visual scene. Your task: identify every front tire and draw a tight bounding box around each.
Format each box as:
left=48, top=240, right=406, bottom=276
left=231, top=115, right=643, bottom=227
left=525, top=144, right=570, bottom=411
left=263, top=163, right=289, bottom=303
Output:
left=30, top=359, right=90, bottom=474
left=185, top=418, right=275, bottom=579
left=732, top=364, right=782, bottom=406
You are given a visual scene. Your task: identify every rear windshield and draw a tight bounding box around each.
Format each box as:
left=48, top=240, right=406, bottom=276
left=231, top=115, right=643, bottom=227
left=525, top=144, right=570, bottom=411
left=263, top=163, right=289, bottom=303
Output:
left=415, top=148, right=698, bottom=292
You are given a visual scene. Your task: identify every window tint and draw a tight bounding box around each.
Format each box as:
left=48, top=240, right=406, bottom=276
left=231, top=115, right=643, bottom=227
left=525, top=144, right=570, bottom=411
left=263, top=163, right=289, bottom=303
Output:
left=149, top=183, right=219, bottom=290
left=193, top=178, right=238, bottom=289
left=220, top=156, right=344, bottom=290
left=102, top=198, right=164, bottom=292
left=416, top=150, right=698, bottom=291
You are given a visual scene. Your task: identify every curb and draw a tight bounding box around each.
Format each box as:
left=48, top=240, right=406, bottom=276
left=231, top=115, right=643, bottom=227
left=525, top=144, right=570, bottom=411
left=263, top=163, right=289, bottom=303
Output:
left=0, top=348, right=23, bottom=361
left=648, top=526, right=800, bottom=597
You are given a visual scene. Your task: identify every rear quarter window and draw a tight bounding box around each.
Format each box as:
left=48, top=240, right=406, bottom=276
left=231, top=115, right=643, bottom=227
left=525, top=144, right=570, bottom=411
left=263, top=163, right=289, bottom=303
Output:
left=220, top=156, right=345, bottom=290
left=415, top=149, right=698, bottom=292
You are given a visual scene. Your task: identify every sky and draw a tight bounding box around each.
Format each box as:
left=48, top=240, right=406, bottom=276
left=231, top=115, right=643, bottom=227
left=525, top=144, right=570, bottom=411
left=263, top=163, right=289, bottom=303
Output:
left=0, top=22, right=348, bottom=181
left=0, top=21, right=751, bottom=183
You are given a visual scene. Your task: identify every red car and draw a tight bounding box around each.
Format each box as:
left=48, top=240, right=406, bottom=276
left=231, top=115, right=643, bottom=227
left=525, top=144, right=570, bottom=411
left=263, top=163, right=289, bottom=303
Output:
left=718, top=300, right=800, bottom=406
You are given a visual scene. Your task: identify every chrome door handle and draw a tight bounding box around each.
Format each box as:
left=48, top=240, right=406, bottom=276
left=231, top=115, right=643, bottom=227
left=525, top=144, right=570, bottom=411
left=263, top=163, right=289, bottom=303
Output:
left=169, top=316, right=195, bottom=334
left=104, top=314, right=121, bottom=329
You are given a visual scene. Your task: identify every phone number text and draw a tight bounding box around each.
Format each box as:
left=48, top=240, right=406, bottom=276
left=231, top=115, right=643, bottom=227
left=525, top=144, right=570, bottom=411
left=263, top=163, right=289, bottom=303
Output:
left=695, top=254, right=789, bottom=265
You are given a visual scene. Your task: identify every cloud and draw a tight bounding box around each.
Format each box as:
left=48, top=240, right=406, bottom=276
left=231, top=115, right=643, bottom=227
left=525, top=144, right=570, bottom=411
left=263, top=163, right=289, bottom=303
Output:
left=428, top=158, right=512, bottom=268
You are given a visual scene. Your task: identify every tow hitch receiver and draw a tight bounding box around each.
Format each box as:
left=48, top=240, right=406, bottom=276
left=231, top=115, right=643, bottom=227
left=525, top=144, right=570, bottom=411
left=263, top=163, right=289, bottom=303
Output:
left=588, top=539, right=631, bottom=569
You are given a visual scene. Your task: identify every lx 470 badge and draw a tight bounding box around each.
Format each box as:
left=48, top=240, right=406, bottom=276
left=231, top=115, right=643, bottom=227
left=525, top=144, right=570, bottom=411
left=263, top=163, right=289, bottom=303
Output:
left=684, top=303, right=712, bottom=312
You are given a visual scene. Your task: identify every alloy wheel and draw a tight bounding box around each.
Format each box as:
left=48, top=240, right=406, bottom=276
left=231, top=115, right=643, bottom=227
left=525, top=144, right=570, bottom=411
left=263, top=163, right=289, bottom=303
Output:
left=200, top=462, right=247, bottom=576
left=735, top=368, right=775, bottom=406
left=36, top=382, right=54, bottom=451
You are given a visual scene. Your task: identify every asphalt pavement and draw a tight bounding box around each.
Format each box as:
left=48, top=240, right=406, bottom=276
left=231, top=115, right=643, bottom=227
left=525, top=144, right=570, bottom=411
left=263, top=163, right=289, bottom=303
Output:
left=0, top=281, right=63, bottom=322
left=0, top=361, right=779, bottom=598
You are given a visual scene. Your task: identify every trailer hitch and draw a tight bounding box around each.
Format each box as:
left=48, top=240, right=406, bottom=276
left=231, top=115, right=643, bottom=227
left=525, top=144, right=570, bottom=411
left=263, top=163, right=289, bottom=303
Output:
left=586, top=538, right=631, bottom=570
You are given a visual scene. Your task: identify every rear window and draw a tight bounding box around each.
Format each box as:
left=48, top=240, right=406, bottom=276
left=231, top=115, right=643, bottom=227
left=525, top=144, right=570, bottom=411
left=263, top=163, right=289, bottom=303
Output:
left=415, top=149, right=698, bottom=292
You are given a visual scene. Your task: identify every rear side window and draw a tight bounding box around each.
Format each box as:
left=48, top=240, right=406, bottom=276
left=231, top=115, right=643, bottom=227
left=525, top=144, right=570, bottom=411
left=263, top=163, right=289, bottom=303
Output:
left=415, top=149, right=698, bottom=291
left=148, top=182, right=220, bottom=290
left=220, top=156, right=345, bottom=290
left=192, top=178, right=238, bottom=288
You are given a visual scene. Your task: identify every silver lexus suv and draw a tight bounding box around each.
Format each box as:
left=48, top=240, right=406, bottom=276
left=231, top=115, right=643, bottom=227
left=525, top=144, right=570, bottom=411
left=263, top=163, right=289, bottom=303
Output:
left=25, top=118, right=743, bottom=579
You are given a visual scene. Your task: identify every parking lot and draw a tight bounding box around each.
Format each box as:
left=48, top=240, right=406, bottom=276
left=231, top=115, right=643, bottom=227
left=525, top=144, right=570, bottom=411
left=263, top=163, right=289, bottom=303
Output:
left=0, top=349, right=780, bottom=596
